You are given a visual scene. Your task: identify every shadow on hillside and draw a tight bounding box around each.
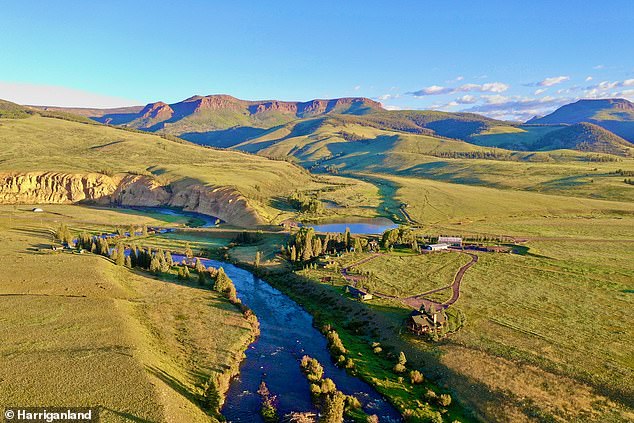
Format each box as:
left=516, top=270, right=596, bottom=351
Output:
left=100, top=407, right=156, bottom=423
left=146, top=365, right=204, bottom=408
left=180, top=126, right=269, bottom=148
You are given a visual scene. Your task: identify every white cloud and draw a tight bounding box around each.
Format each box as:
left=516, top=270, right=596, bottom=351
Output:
left=623, top=79, right=634, bottom=87
left=455, top=76, right=464, bottom=81
left=408, top=81, right=509, bottom=97
left=585, top=76, right=593, bottom=82
left=537, top=76, right=570, bottom=87
left=593, top=64, right=605, bottom=70
left=383, top=104, right=402, bottom=111
left=0, top=81, right=140, bottom=108
left=455, top=95, right=477, bottom=104
left=353, top=85, right=361, bottom=91
left=534, top=88, right=547, bottom=95
left=376, top=93, right=400, bottom=101
left=461, top=95, right=572, bottom=121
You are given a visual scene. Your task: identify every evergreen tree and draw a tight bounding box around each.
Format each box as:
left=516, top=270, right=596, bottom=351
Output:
left=184, top=242, right=193, bottom=258
left=353, top=237, right=362, bottom=252
left=124, top=255, right=132, bottom=268
left=290, top=245, right=297, bottom=262
left=254, top=251, right=261, bottom=267
left=344, top=228, right=351, bottom=249
left=149, top=256, right=161, bottom=273
left=115, top=244, right=125, bottom=266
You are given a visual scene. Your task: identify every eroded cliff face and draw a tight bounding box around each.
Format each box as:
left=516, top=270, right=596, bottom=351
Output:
left=0, top=172, right=263, bottom=227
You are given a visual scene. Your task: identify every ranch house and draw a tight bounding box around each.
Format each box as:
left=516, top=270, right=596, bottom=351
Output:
left=407, top=303, right=447, bottom=335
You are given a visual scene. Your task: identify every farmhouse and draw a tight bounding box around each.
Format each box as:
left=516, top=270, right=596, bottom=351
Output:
left=427, top=243, right=450, bottom=251
left=407, top=303, right=447, bottom=335
left=345, top=285, right=373, bottom=301
left=438, top=236, right=462, bottom=246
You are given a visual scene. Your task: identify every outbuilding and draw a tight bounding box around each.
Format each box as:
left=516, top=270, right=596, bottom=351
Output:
left=31, top=207, right=44, bottom=213
left=426, top=243, right=450, bottom=251
left=345, top=285, right=373, bottom=301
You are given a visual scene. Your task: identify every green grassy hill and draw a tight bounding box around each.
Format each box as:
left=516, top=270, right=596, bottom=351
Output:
left=531, top=122, right=634, bottom=156
left=229, top=116, right=634, bottom=203
left=527, top=98, right=634, bottom=141
left=0, top=103, right=339, bottom=223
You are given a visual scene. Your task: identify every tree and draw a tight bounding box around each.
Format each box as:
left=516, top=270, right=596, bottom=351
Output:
left=344, top=228, right=351, bottom=249
left=353, top=237, right=362, bottom=253
left=184, top=242, right=193, bottom=259
left=198, top=269, right=208, bottom=286
left=124, top=255, right=132, bottom=268
left=254, top=251, right=261, bottom=268
left=257, top=381, right=278, bottom=423
left=319, top=390, right=345, bottom=423
left=393, top=351, right=407, bottom=373
left=410, top=370, right=424, bottom=384
left=438, top=393, right=452, bottom=407
left=115, top=244, right=125, bottom=266
left=290, top=245, right=297, bottom=262
left=150, top=256, right=161, bottom=273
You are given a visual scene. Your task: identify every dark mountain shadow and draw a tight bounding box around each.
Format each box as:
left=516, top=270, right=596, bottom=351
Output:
left=93, top=113, right=139, bottom=125
left=180, top=127, right=270, bottom=148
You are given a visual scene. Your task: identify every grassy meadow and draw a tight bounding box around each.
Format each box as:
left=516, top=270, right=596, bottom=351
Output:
left=0, top=205, right=255, bottom=422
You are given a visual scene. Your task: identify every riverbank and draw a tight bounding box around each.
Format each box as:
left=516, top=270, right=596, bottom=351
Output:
left=0, top=206, right=259, bottom=422
left=227, top=258, right=475, bottom=423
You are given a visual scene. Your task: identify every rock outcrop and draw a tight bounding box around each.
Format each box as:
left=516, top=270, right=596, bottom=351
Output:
left=0, top=171, right=263, bottom=227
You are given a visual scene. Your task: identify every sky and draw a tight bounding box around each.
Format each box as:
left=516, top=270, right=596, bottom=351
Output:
left=1, top=0, right=633, bottom=121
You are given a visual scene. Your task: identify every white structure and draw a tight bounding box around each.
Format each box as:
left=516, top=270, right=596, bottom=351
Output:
left=438, top=236, right=462, bottom=246
left=31, top=207, right=44, bottom=213
left=427, top=243, right=450, bottom=251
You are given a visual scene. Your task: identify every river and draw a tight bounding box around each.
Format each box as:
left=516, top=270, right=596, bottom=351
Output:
left=164, top=255, right=401, bottom=422
left=86, top=215, right=401, bottom=421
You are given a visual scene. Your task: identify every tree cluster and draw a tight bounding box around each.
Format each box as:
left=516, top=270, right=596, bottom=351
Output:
left=299, top=355, right=360, bottom=423
left=289, top=192, right=324, bottom=214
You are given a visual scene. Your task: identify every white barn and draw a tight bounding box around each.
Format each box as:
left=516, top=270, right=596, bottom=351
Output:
left=427, top=243, right=450, bottom=251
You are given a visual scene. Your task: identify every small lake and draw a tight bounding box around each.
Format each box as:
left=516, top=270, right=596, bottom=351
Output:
left=307, top=217, right=398, bottom=235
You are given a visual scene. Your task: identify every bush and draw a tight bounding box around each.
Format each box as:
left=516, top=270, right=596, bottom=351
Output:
left=438, top=393, right=452, bottom=407
left=424, top=389, right=437, bottom=402
left=393, top=363, right=406, bottom=374
left=410, top=370, right=424, bottom=384
left=373, top=346, right=382, bottom=354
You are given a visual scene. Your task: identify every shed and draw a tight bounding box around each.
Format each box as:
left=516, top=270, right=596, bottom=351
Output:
left=345, top=285, right=373, bottom=301
left=427, top=243, right=450, bottom=251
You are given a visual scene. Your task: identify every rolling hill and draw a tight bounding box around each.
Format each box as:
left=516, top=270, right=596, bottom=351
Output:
left=0, top=99, right=343, bottom=226
left=527, top=98, right=634, bottom=142
left=531, top=122, right=634, bottom=156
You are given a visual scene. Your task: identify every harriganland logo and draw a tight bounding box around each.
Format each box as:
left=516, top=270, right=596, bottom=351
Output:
left=4, top=408, right=97, bottom=422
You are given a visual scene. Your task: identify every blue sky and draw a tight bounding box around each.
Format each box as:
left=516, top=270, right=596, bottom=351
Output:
left=1, top=0, right=633, bottom=120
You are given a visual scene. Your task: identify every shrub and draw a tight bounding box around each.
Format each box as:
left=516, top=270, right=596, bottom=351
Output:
left=393, top=363, right=406, bottom=374
left=410, top=370, right=424, bottom=384
left=438, top=393, right=452, bottom=407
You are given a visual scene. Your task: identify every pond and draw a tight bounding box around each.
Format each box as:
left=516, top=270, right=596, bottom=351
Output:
left=307, top=217, right=398, bottom=235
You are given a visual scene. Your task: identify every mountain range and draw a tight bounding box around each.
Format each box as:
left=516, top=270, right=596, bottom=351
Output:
left=30, top=96, right=634, bottom=157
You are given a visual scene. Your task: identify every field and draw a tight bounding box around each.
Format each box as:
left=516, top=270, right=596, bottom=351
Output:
left=0, top=205, right=255, bottom=422
left=338, top=251, right=471, bottom=298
